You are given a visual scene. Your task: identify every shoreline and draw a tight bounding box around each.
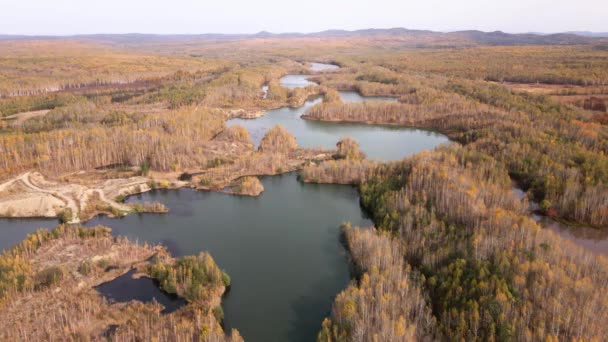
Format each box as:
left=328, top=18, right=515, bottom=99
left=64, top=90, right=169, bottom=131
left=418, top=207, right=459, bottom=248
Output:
left=300, top=113, right=453, bottom=138
left=0, top=149, right=334, bottom=223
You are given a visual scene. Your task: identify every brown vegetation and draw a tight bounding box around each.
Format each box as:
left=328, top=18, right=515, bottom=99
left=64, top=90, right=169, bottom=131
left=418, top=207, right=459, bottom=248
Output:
left=227, top=176, right=264, bottom=196
left=0, top=106, right=229, bottom=178
left=319, top=225, right=438, bottom=341
left=0, top=225, right=240, bottom=341
left=327, top=145, right=608, bottom=341
left=2, top=33, right=608, bottom=341
left=300, top=138, right=372, bottom=184
left=335, top=137, right=365, bottom=161
left=304, top=78, right=608, bottom=227
left=258, top=125, right=298, bottom=153
left=197, top=126, right=332, bottom=191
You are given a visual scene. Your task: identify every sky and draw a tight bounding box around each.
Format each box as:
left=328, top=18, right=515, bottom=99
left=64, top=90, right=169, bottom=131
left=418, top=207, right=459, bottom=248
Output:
left=0, top=0, right=606, bottom=35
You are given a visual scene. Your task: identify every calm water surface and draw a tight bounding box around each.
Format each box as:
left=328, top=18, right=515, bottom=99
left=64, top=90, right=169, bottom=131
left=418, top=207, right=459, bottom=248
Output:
left=532, top=214, right=608, bottom=256
left=0, top=63, right=451, bottom=341
left=0, top=175, right=372, bottom=341
left=309, top=63, right=340, bottom=71
left=0, top=217, right=59, bottom=251
left=280, top=62, right=339, bottom=89
left=87, top=174, right=372, bottom=341
left=338, top=91, right=397, bottom=103
left=512, top=186, right=608, bottom=257
left=229, top=92, right=447, bottom=161
left=279, top=75, right=317, bottom=89
left=96, top=269, right=187, bottom=314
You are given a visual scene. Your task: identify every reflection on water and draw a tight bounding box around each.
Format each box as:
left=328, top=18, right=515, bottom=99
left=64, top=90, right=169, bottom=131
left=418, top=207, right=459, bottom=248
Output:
left=309, top=62, right=340, bottom=71
left=86, top=174, right=372, bottom=342
left=228, top=92, right=448, bottom=161
left=513, top=186, right=608, bottom=256
left=532, top=214, right=608, bottom=256
left=280, top=75, right=317, bottom=89
left=4, top=60, right=599, bottom=342
left=0, top=217, right=59, bottom=251
left=338, top=91, right=397, bottom=103
left=95, top=269, right=187, bottom=314
left=282, top=62, right=339, bottom=90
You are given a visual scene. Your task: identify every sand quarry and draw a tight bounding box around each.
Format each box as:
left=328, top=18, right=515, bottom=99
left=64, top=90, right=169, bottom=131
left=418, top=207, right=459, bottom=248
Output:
left=0, top=171, right=152, bottom=223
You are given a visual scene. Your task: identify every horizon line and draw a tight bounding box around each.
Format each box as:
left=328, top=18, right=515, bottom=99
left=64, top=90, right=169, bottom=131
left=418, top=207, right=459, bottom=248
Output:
left=1, top=27, right=607, bottom=38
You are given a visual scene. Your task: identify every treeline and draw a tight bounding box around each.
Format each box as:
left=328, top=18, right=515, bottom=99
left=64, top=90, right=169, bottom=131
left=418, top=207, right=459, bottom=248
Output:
left=195, top=125, right=328, bottom=191
left=128, top=63, right=308, bottom=111
left=19, top=99, right=111, bottom=133
left=320, top=145, right=608, bottom=341
left=313, top=64, right=417, bottom=98
left=300, top=138, right=374, bottom=184
left=0, top=51, right=302, bottom=125
left=318, top=225, right=438, bottom=341
left=258, top=125, right=298, bottom=153
left=449, top=81, right=608, bottom=227
left=0, top=93, right=82, bottom=118
left=303, top=78, right=608, bottom=227
left=380, top=46, right=608, bottom=86
left=303, top=91, right=501, bottom=133
left=300, top=159, right=376, bottom=185
left=0, top=225, right=114, bottom=299
left=0, top=106, right=230, bottom=178
left=0, top=40, right=229, bottom=98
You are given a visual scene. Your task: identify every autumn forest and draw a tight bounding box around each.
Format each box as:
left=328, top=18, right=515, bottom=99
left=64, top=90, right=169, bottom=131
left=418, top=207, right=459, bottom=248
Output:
left=0, top=29, right=607, bottom=341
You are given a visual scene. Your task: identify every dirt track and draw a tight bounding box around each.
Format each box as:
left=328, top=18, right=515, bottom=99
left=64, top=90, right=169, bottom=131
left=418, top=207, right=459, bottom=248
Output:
left=0, top=171, right=152, bottom=223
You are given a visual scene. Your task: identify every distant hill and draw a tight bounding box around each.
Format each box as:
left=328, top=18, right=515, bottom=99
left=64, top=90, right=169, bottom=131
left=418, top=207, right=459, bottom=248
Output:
left=0, top=28, right=606, bottom=46
left=447, top=30, right=598, bottom=45
left=566, top=31, right=608, bottom=38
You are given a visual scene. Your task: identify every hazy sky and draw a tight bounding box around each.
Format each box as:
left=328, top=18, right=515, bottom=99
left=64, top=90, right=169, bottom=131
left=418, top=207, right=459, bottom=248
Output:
left=1, top=0, right=606, bottom=35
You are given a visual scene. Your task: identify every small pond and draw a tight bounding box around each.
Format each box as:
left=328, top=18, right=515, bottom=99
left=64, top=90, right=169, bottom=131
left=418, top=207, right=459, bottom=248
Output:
left=95, top=269, right=187, bottom=314
left=309, top=62, right=340, bottom=72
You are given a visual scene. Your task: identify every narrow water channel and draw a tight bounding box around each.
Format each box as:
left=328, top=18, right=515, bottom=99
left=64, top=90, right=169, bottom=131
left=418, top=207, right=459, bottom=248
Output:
left=512, top=186, right=608, bottom=257
left=533, top=215, right=608, bottom=256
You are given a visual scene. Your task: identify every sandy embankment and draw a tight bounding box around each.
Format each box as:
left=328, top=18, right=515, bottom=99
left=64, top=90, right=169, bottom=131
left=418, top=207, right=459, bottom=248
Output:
left=0, top=171, right=156, bottom=223
left=226, top=108, right=266, bottom=119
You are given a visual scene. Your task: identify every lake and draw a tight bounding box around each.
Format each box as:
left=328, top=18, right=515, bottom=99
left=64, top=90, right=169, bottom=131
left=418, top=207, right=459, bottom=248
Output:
left=95, top=269, right=187, bottom=314
left=229, top=91, right=447, bottom=161
left=0, top=174, right=374, bottom=341
left=0, top=63, right=451, bottom=342
left=89, top=173, right=372, bottom=341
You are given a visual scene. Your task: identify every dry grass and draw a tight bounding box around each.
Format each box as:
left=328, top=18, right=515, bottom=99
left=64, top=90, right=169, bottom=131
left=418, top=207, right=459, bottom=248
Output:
left=0, top=225, right=240, bottom=341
